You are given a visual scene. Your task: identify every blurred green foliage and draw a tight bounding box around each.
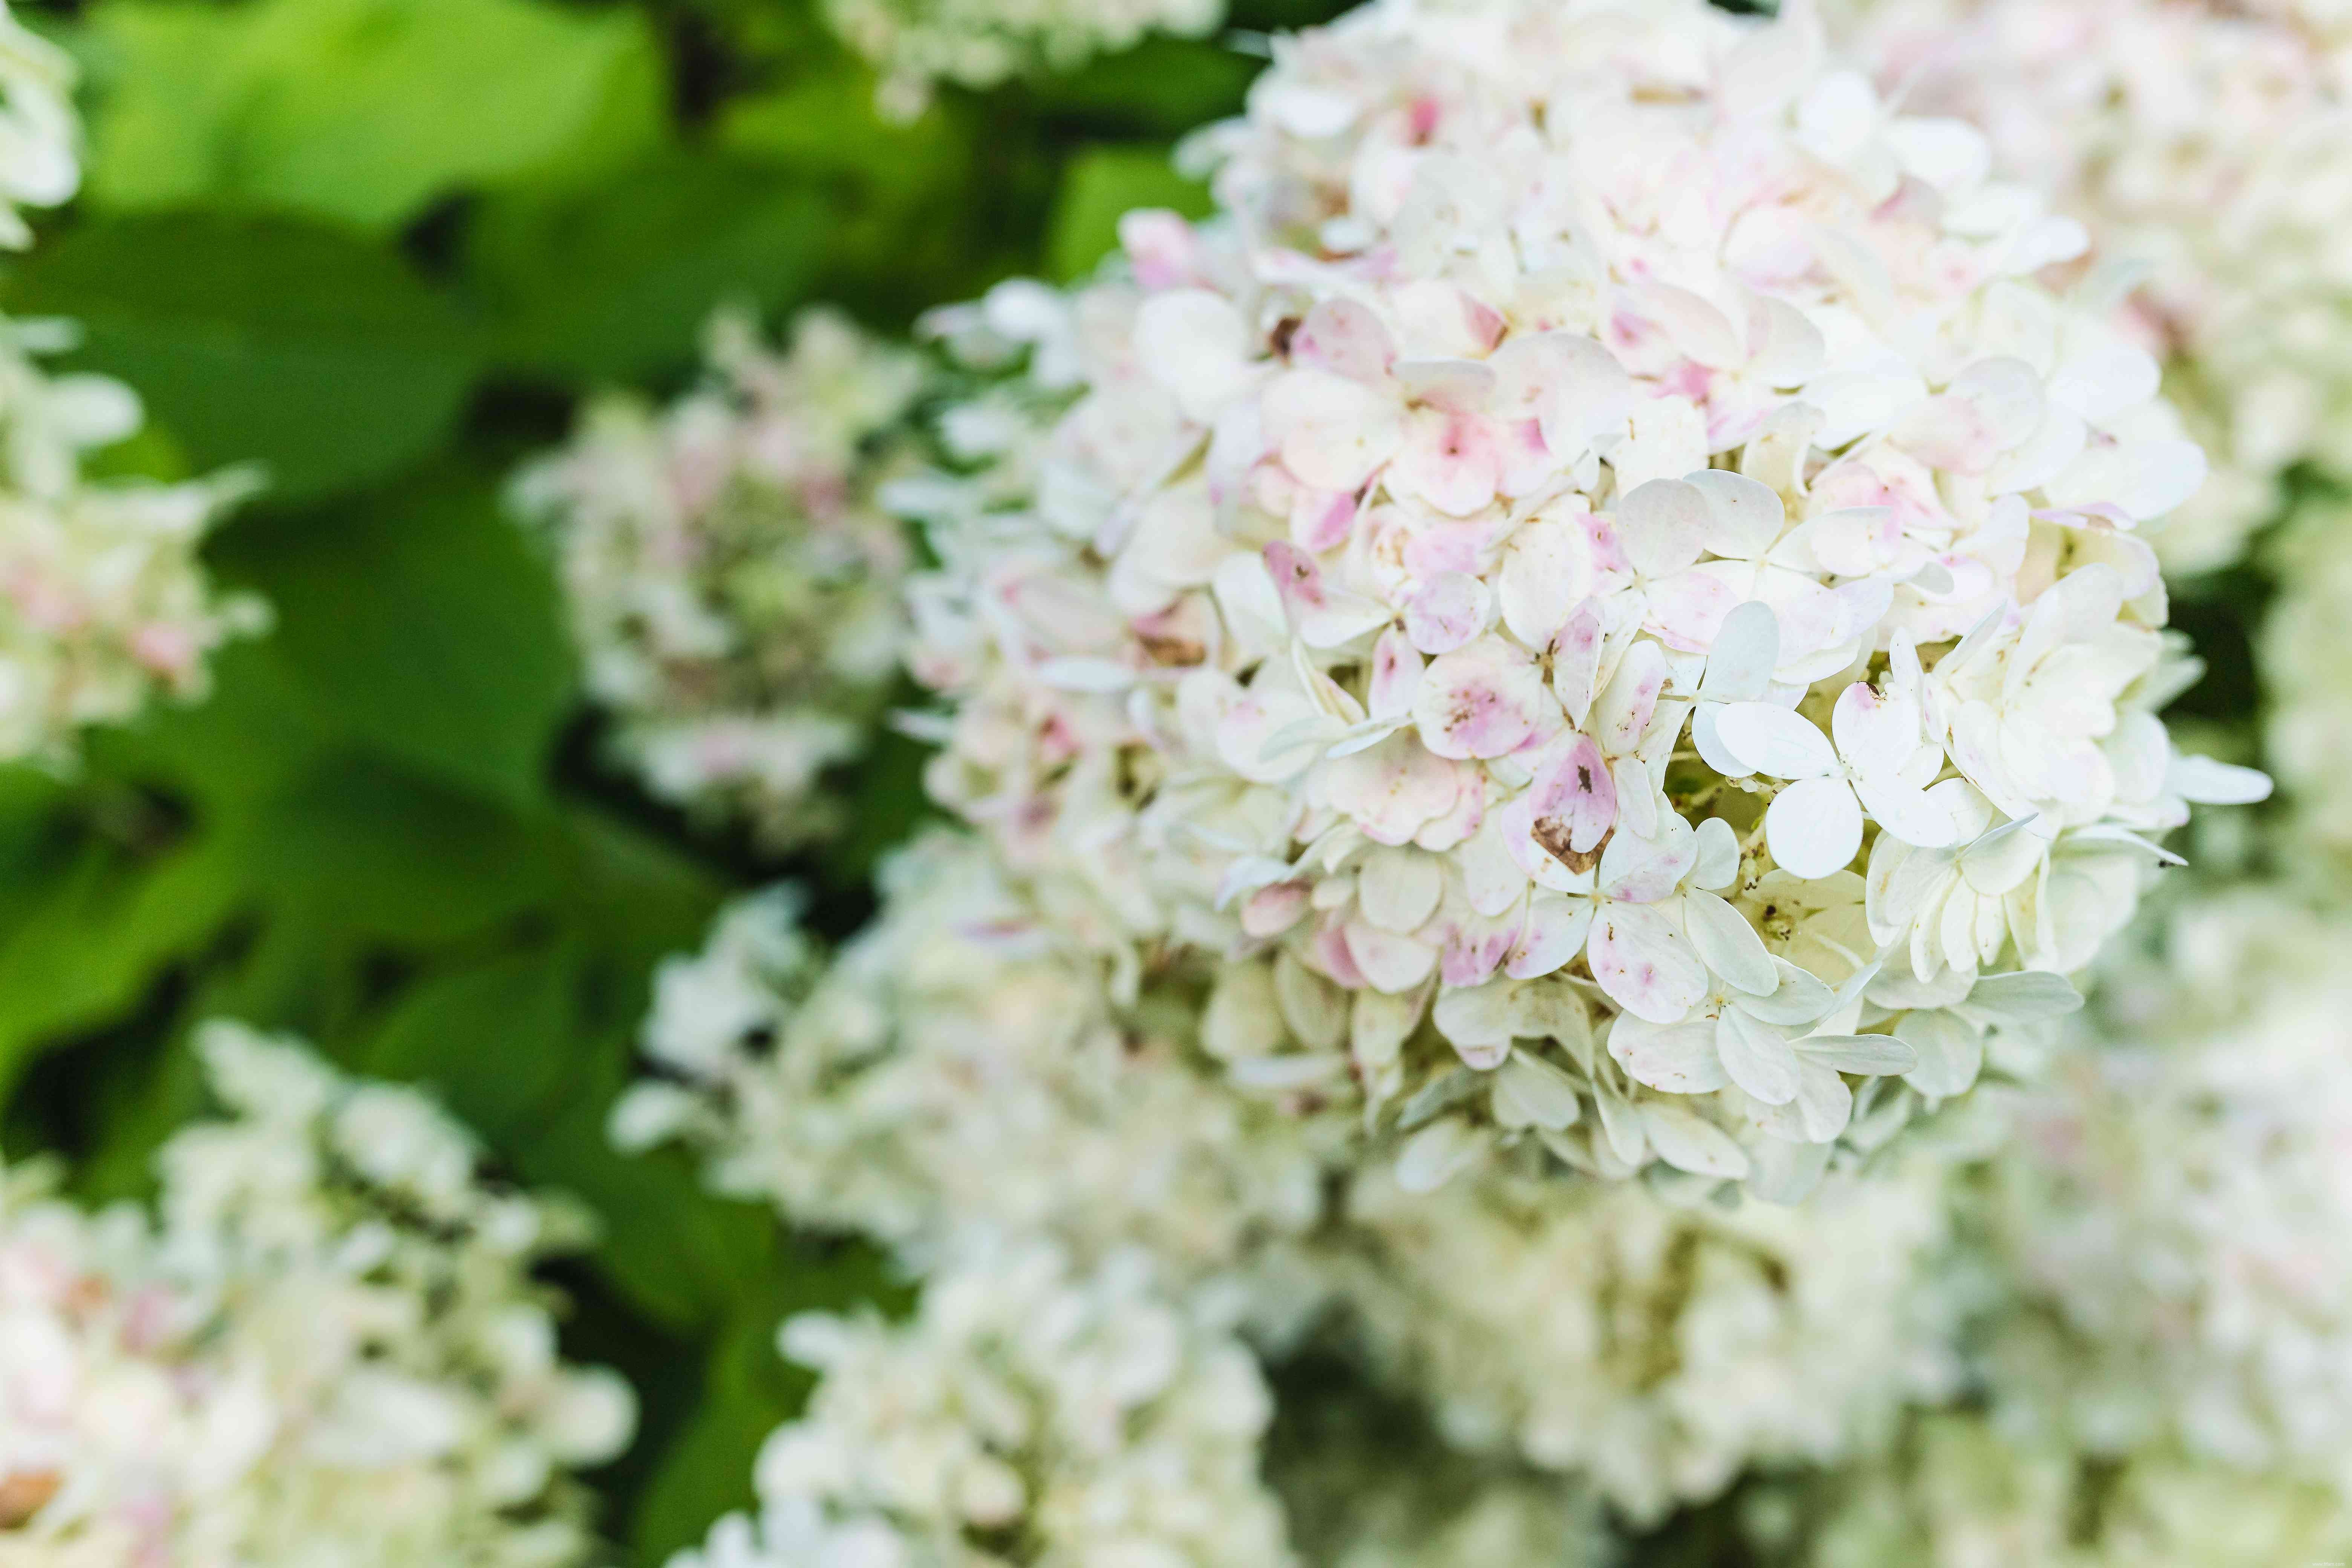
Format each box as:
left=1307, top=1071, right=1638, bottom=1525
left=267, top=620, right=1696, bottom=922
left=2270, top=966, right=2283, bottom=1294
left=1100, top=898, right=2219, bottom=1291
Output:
left=0, top=0, right=1353, bottom=1559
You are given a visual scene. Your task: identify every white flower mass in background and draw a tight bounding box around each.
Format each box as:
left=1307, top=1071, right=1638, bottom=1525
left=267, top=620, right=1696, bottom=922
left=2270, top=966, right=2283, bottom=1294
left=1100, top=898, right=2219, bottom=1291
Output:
left=0, top=1023, right=633, bottom=1568
left=893, top=0, right=2267, bottom=1209
left=0, top=2, right=263, bottom=764
left=823, top=0, right=1224, bottom=117
left=1836, top=0, right=2352, bottom=572
left=516, top=307, right=923, bottom=847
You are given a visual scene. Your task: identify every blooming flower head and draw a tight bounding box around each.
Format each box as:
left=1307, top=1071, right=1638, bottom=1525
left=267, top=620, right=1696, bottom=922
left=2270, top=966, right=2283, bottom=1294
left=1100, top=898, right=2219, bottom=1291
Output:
left=1321, top=1152, right=1959, bottom=1524
left=0, top=1021, right=633, bottom=1568
left=612, top=830, right=1344, bottom=1332
left=0, top=0, right=75, bottom=250
left=1832, top=0, right=2352, bottom=571
left=824, top=0, right=1223, bottom=119
left=662, top=1236, right=1291, bottom=1568
left=516, top=307, right=924, bottom=849
left=897, top=0, right=2261, bottom=1199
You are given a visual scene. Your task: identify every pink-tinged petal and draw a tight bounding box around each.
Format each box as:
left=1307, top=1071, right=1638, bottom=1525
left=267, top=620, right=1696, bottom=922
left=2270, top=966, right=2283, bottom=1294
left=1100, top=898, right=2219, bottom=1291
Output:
left=1764, top=776, right=1865, bottom=879
left=1216, top=686, right=1332, bottom=783
left=1392, top=356, right=1498, bottom=413
left=1262, top=541, right=1390, bottom=647
left=1240, top=882, right=1310, bottom=938
left=1289, top=485, right=1358, bottom=552
left=1497, top=790, right=1589, bottom=894
left=1438, top=909, right=1517, bottom=986
left=1307, top=918, right=1368, bottom=989
left=1265, top=367, right=1404, bottom=493
left=1344, top=919, right=1438, bottom=994
left=1715, top=1007, right=1800, bottom=1105
left=1496, top=416, right=1556, bottom=498
left=1390, top=407, right=1502, bottom=516
left=1829, top=682, right=1925, bottom=775
left=1684, top=469, right=1785, bottom=557
left=1613, top=758, right=1660, bottom=839
left=1320, top=732, right=1460, bottom=845
left=1290, top=297, right=1395, bottom=381
left=1713, top=701, right=1837, bottom=780
left=1528, top=732, right=1617, bottom=856
left=1411, top=636, right=1555, bottom=760
left=1499, top=512, right=1607, bottom=647
left=1503, top=892, right=1594, bottom=979
left=1608, top=1012, right=1728, bottom=1093
left=1369, top=627, right=1424, bottom=720
left=1548, top=599, right=1606, bottom=726
left=1592, top=639, right=1668, bottom=753
left=1596, top=812, right=1697, bottom=903
left=1588, top=903, right=1709, bottom=1023
left=1488, top=330, right=1634, bottom=461
left=1615, top=478, right=1710, bottom=579
left=1413, top=760, right=1487, bottom=851
left=1404, top=571, right=1492, bottom=654
left=1642, top=568, right=1741, bottom=652
left=1118, top=209, right=1204, bottom=289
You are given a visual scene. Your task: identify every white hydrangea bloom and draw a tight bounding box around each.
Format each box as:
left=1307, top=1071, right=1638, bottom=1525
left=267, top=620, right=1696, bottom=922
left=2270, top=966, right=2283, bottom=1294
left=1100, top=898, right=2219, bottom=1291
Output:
left=662, top=1237, right=1292, bottom=1568
left=1321, top=1155, right=1960, bottom=1524
left=611, top=830, right=1345, bottom=1332
left=0, top=1021, right=634, bottom=1568
left=895, top=0, right=2263, bottom=1202
left=0, top=0, right=76, bottom=250
left=824, top=0, right=1223, bottom=119
left=515, top=308, right=924, bottom=848
left=1780, top=1415, right=2351, bottom=1568
left=1834, top=0, right=2352, bottom=571
left=2262, top=497, right=2352, bottom=855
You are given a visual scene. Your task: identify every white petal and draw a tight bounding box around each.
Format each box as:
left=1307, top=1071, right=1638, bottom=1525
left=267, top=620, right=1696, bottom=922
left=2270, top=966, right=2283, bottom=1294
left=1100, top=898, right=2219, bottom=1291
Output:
left=1692, top=816, right=1741, bottom=891
left=1956, top=969, right=2082, bottom=1026
left=1608, top=1014, right=1728, bottom=1093
left=1735, top=962, right=1838, bottom=1026
left=1496, top=1050, right=1584, bottom=1130
left=1357, top=847, right=1443, bottom=933
left=1714, top=701, right=1837, bottom=779
left=1852, top=775, right=1958, bottom=850
left=1765, top=776, right=1864, bottom=879
left=1614, top=477, right=1710, bottom=579
left=1684, top=469, right=1785, bottom=558
left=1791, top=1034, right=1917, bottom=1075
left=1135, top=288, right=1254, bottom=421
left=1395, top=1118, right=1490, bottom=1193
left=1684, top=890, right=1778, bottom=996
left=1432, top=978, right=1516, bottom=1048
left=1344, top=920, right=1439, bottom=994
left=1896, top=1009, right=1982, bottom=1099
left=1717, top=1006, right=1801, bottom=1106
left=1640, top=1103, right=1751, bottom=1180
left=1698, top=600, right=1781, bottom=702
left=1504, top=892, right=1595, bottom=979
left=2168, top=754, right=2272, bottom=805
left=1791, top=1060, right=1853, bottom=1141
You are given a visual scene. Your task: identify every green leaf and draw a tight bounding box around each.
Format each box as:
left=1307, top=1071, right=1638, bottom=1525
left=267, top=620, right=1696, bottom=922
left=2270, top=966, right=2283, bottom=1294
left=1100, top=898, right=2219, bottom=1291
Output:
left=1024, top=35, right=1262, bottom=136
left=82, top=0, right=666, bottom=231
left=469, top=152, right=827, bottom=381
left=2, top=214, right=482, bottom=499
left=1046, top=143, right=1211, bottom=283
left=214, top=467, right=576, bottom=805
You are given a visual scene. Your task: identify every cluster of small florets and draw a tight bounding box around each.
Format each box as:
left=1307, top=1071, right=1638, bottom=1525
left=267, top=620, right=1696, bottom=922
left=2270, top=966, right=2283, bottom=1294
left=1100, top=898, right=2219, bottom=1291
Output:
left=894, top=0, right=2266, bottom=1202
left=0, top=1022, right=634, bottom=1568
left=1323, top=1155, right=1959, bottom=1525
left=0, top=9, right=265, bottom=764
left=1750, top=890, right=2352, bottom=1564
left=612, top=831, right=1343, bottom=1331
left=1835, top=0, right=2352, bottom=572
left=663, top=1237, right=1291, bottom=1568
left=516, top=308, right=923, bottom=847
left=824, top=0, right=1223, bottom=118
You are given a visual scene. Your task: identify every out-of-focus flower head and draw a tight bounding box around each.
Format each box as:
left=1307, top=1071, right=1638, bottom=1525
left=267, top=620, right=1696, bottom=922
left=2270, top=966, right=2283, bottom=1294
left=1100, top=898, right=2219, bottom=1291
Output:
left=611, top=830, right=1347, bottom=1338
left=0, top=0, right=76, bottom=250
left=1833, top=0, right=2352, bottom=571
left=894, top=0, right=2265, bottom=1203
left=516, top=307, right=924, bottom=849
left=660, top=1236, right=1291, bottom=1568
left=0, top=1021, right=634, bottom=1568
left=1322, top=1153, right=1960, bottom=1524
left=824, top=0, right=1224, bottom=119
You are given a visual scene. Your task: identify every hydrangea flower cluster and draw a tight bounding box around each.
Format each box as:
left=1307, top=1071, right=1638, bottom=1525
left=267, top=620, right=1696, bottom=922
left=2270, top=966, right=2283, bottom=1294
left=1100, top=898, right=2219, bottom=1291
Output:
left=897, top=0, right=2266, bottom=1202
left=0, top=1021, right=634, bottom=1568
left=1835, top=0, right=2352, bottom=571
left=0, top=1, right=75, bottom=249
left=516, top=308, right=923, bottom=848
left=662, top=1237, right=1291, bottom=1568
left=823, top=0, right=1222, bottom=119
left=613, top=830, right=1344, bottom=1333
left=1323, top=1156, right=1959, bottom=1524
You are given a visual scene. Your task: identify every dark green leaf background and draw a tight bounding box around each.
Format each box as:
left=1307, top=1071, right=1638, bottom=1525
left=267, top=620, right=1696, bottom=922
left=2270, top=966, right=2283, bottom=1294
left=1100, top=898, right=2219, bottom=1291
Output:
left=0, top=0, right=2281, bottom=1563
